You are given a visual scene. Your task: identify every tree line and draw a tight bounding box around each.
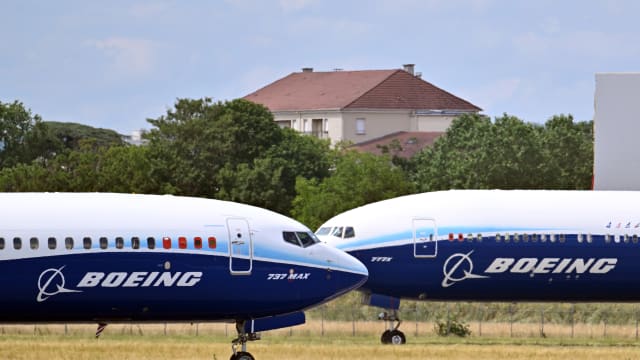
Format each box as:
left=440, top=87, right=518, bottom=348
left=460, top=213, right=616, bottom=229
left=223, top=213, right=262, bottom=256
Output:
left=0, top=99, right=593, bottom=230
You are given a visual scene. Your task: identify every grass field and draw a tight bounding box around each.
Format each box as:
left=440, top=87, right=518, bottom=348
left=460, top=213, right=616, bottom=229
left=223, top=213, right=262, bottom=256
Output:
left=1, top=322, right=639, bottom=360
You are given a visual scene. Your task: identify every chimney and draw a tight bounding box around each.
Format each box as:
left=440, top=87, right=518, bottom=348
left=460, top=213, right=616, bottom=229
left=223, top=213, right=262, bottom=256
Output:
left=403, top=64, right=415, bottom=75
left=302, top=67, right=313, bottom=73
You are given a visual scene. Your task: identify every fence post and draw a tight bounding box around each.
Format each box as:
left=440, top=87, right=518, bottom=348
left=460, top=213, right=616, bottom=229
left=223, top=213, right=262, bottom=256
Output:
left=540, top=307, right=544, bottom=338
left=636, top=309, right=638, bottom=340
left=321, top=304, right=325, bottom=337
left=509, top=303, right=514, bottom=338
left=414, top=302, right=419, bottom=337
left=570, top=304, right=575, bottom=338
left=478, top=304, right=483, bottom=337
left=352, top=303, right=356, bottom=337
left=446, top=303, right=451, bottom=336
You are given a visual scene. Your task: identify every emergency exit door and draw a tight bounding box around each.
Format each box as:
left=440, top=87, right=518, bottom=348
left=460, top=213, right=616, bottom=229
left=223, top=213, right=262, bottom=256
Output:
left=413, top=218, right=437, bottom=258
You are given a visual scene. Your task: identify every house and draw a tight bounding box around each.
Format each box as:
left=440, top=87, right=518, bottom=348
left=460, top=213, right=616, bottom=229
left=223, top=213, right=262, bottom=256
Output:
left=351, top=131, right=443, bottom=159
left=244, top=64, right=481, bottom=145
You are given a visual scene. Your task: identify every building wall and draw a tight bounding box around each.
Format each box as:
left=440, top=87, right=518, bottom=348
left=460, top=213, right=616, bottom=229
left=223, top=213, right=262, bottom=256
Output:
left=341, top=110, right=411, bottom=143
left=416, top=116, right=456, bottom=132
left=593, top=73, right=640, bottom=190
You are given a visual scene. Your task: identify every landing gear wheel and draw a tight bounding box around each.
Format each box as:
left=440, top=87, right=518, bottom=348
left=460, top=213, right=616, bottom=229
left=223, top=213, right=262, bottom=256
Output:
left=390, top=330, right=406, bottom=345
left=231, top=351, right=255, bottom=360
left=381, top=330, right=392, bottom=344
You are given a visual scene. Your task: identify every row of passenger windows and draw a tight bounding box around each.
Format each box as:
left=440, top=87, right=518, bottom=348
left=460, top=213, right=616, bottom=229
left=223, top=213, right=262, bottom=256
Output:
left=0, top=236, right=217, bottom=251
left=444, top=233, right=640, bottom=244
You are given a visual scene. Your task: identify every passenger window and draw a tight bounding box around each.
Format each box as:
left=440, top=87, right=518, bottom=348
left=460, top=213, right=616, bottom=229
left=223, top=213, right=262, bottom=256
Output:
left=147, top=237, right=156, bottom=249
left=514, top=233, right=520, bottom=243
left=532, top=234, right=538, bottom=243
left=605, top=234, right=611, bottom=243
left=132, top=237, right=140, bottom=249
left=163, top=237, right=171, bottom=249
left=0, top=237, right=4, bottom=250
left=48, top=237, right=56, bottom=250
left=477, top=234, right=482, bottom=242
left=541, top=234, right=547, bottom=242
left=633, top=235, right=638, bottom=244
left=283, top=232, right=300, bottom=246
left=178, top=237, right=187, bottom=249
left=505, top=233, right=510, bottom=243
left=115, top=237, right=124, bottom=249
left=495, top=233, right=501, bottom=242
left=467, top=233, right=473, bottom=242
left=344, top=227, right=355, bottom=238
left=624, top=234, right=630, bottom=244
left=208, top=236, right=216, bottom=249
left=577, top=234, right=583, bottom=243
left=587, top=234, right=593, bottom=243
left=65, top=237, right=74, bottom=250
left=14, top=237, right=22, bottom=250
left=83, top=237, right=92, bottom=250
left=194, top=237, right=202, bottom=249
left=30, top=237, right=38, bottom=250
left=559, top=234, right=566, bottom=243
left=99, top=237, right=108, bottom=250
left=524, top=234, right=530, bottom=243
left=550, top=234, right=556, bottom=243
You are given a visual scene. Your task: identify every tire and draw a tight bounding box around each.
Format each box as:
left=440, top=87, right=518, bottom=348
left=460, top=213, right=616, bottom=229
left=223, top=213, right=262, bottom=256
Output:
left=380, top=330, right=392, bottom=344
left=231, top=351, right=255, bottom=360
left=390, top=330, right=406, bottom=345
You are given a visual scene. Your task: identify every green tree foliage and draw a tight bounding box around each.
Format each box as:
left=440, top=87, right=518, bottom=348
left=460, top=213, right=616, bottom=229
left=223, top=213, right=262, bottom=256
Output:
left=292, top=150, right=414, bottom=230
left=145, top=98, right=331, bottom=214
left=539, top=115, right=593, bottom=189
left=0, top=140, right=156, bottom=193
left=0, top=100, right=60, bottom=168
left=411, top=113, right=593, bottom=191
left=45, top=121, right=124, bottom=150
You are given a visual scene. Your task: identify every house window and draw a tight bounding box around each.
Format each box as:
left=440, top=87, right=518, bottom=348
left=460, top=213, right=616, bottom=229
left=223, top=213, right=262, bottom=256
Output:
left=356, top=118, right=366, bottom=135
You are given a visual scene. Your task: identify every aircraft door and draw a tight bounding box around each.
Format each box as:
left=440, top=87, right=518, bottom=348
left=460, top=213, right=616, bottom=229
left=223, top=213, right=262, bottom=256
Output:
left=413, top=218, right=437, bottom=258
left=227, top=217, right=253, bottom=275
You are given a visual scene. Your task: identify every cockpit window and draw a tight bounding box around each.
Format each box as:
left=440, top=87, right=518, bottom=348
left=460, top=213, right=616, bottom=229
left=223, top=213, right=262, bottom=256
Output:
left=283, top=232, right=300, bottom=246
left=316, top=227, right=332, bottom=236
left=331, top=227, right=343, bottom=238
left=282, top=231, right=320, bottom=248
left=344, top=227, right=355, bottom=238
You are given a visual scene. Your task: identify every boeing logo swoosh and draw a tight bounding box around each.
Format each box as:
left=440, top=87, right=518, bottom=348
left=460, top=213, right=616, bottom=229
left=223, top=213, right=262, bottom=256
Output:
left=441, top=250, right=489, bottom=288
left=37, top=266, right=82, bottom=302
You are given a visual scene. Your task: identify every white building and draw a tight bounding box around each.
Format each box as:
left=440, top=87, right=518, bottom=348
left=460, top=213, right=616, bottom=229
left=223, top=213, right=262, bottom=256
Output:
left=594, top=73, right=640, bottom=190
left=244, top=65, right=481, bottom=145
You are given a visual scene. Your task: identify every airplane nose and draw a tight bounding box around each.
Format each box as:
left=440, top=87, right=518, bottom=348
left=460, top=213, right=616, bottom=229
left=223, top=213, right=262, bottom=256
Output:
left=324, top=245, right=368, bottom=295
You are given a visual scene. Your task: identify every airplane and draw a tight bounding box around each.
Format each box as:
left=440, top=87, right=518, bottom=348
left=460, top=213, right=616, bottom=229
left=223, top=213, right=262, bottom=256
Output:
left=0, top=192, right=368, bottom=360
left=316, top=189, right=640, bottom=345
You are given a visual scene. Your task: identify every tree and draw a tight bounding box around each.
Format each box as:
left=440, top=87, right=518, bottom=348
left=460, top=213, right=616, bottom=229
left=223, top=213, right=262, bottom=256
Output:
left=410, top=113, right=593, bottom=191
left=45, top=121, right=124, bottom=150
left=0, top=100, right=60, bottom=168
left=411, top=113, right=494, bottom=191
left=292, top=150, right=414, bottom=230
left=539, top=115, right=593, bottom=189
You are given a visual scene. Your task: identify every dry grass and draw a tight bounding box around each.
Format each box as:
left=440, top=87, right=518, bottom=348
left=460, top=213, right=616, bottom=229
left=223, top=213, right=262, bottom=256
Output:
left=1, top=322, right=640, bottom=360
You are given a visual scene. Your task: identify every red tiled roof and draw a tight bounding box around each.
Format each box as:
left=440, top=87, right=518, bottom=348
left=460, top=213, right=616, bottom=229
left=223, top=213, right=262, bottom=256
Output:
left=352, top=131, right=444, bottom=158
left=244, top=69, right=481, bottom=112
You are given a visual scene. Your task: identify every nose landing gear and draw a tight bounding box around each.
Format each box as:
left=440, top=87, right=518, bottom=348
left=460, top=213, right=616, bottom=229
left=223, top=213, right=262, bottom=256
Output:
left=230, top=320, right=260, bottom=360
left=379, top=310, right=406, bottom=344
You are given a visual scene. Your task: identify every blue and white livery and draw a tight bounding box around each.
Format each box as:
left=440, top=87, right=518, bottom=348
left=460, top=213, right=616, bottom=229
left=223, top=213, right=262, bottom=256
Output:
left=316, top=190, right=640, bottom=344
left=0, top=193, right=368, bottom=360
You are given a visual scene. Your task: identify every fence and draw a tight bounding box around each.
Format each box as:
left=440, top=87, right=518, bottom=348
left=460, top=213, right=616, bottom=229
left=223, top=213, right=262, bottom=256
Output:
left=2, top=302, right=639, bottom=340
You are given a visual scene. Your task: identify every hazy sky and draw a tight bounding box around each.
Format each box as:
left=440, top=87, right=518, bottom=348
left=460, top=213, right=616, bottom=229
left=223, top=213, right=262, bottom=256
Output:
left=2, top=0, right=639, bottom=134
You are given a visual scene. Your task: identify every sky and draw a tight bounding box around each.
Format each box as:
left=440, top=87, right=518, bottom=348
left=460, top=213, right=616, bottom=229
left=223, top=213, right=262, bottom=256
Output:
left=2, top=0, right=639, bottom=135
